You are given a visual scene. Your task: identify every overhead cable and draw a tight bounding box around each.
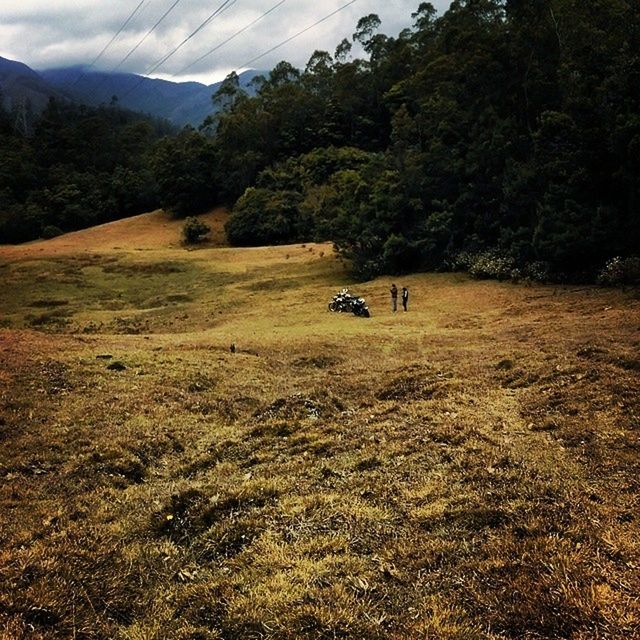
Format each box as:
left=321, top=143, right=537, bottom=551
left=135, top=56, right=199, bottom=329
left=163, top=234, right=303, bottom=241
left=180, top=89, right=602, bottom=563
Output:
left=118, top=0, right=362, bottom=106
left=111, top=0, right=184, bottom=73
left=121, top=0, right=237, bottom=100
left=174, top=0, right=287, bottom=78
left=236, top=0, right=360, bottom=70
left=70, top=0, right=146, bottom=86
left=145, top=0, right=238, bottom=76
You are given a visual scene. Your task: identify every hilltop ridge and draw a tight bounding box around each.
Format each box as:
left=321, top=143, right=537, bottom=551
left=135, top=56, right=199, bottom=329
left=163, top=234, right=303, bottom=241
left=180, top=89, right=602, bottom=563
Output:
left=0, top=55, right=65, bottom=113
left=0, top=54, right=264, bottom=126
left=0, top=208, right=229, bottom=259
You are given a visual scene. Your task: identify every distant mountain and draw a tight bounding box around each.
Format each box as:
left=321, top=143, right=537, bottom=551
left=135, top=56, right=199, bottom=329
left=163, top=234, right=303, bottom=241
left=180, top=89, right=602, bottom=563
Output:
left=0, top=54, right=265, bottom=127
left=40, top=67, right=264, bottom=127
left=0, top=55, right=64, bottom=113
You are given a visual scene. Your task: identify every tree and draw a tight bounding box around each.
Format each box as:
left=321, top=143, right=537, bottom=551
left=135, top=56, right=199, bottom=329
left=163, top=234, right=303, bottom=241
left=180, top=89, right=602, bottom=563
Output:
left=212, top=72, right=244, bottom=115
left=353, top=14, right=382, bottom=51
left=225, top=188, right=305, bottom=246
left=152, top=130, right=218, bottom=217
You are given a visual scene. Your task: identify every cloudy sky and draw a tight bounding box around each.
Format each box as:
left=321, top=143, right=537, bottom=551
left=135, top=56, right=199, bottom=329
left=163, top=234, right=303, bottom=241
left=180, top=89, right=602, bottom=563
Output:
left=1, top=0, right=452, bottom=84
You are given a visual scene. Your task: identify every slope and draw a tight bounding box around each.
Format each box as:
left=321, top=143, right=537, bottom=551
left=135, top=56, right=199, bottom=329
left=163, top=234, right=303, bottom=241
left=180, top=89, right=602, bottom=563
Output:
left=0, top=55, right=64, bottom=113
left=40, top=67, right=264, bottom=127
left=0, top=208, right=229, bottom=260
left=0, top=228, right=638, bottom=639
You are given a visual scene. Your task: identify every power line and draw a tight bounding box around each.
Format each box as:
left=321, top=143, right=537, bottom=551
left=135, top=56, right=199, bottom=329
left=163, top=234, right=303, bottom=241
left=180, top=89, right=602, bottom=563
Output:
left=121, top=0, right=237, bottom=100
left=173, top=0, right=287, bottom=78
left=236, top=0, right=360, bottom=71
left=111, top=0, right=184, bottom=73
left=145, top=0, right=237, bottom=76
left=70, top=0, right=147, bottom=87
left=118, top=0, right=361, bottom=108
left=90, top=0, right=183, bottom=102
left=87, top=0, right=148, bottom=68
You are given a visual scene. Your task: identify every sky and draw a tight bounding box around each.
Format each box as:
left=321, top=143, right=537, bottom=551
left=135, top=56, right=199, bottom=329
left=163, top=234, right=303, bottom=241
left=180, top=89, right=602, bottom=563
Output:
left=0, top=0, right=452, bottom=85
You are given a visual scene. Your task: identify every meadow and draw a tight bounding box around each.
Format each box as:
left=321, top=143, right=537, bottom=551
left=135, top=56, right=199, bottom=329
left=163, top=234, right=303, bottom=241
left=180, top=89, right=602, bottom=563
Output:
left=1, top=210, right=639, bottom=639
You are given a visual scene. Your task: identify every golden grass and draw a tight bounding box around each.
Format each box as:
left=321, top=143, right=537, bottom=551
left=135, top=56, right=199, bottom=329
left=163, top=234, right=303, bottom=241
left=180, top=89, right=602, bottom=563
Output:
left=0, top=208, right=229, bottom=260
left=0, top=216, right=639, bottom=639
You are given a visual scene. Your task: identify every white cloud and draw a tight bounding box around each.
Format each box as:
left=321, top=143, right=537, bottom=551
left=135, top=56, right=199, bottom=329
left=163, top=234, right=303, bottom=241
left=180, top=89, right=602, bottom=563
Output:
left=1, top=0, right=452, bottom=84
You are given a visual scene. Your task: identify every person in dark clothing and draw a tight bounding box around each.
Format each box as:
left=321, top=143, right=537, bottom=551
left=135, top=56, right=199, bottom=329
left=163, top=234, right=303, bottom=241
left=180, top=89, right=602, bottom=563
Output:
left=390, top=284, right=398, bottom=312
left=401, top=286, right=409, bottom=311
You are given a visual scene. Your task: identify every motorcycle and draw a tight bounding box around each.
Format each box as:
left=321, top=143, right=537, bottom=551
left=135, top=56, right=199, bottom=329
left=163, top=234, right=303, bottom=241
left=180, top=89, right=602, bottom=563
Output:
left=328, top=288, right=370, bottom=317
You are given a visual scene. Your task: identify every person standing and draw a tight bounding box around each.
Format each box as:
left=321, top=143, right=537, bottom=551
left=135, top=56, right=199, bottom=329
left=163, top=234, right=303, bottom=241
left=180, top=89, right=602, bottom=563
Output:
left=402, top=286, right=409, bottom=312
left=390, top=284, right=398, bottom=312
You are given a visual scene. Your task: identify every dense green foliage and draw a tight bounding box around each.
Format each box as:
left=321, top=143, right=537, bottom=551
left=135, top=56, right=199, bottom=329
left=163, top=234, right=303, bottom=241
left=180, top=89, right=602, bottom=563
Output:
left=219, top=0, right=640, bottom=281
left=151, top=129, right=218, bottom=217
left=0, top=99, right=171, bottom=243
left=181, top=216, right=211, bottom=244
left=2, top=1, right=638, bottom=282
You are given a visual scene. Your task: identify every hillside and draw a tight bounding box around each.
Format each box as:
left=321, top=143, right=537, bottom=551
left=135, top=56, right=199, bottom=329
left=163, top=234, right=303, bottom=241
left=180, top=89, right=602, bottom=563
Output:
left=0, top=214, right=638, bottom=639
left=40, top=67, right=264, bottom=127
left=0, top=53, right=264, bottom=127
left=0, top=55, right=64, bottom=113
left=0, top=208, right=229, bottom=260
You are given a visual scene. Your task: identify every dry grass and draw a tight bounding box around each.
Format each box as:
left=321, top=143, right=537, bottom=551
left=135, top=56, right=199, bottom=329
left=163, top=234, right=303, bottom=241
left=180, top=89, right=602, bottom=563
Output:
left=0, top=218, right=639, bottom=639
left=0, top=208, right=229, bottom=260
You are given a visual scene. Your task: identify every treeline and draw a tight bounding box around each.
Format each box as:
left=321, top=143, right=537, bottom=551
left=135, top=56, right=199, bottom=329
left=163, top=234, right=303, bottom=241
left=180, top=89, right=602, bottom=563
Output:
left=0, top=98, right=172, bottom=243
left=215, top=0, right=639, bottom=281
left=2, top=1, right=639, bottom=283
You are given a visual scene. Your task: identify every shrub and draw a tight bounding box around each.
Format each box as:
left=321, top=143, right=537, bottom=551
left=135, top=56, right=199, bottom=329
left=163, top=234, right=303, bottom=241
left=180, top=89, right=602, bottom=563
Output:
left=522, top=261, right=552, bottom=283
left=468, top=252, right=514, bottom=281
left=446, top=251, right=475, bottom=272
left=182, top=217, right=210, bottom=244
left=448, top=252, right=553, bottom=283
left=597, top=256, right=640, bottom=286
left=41, top=225, right=63, bottom=239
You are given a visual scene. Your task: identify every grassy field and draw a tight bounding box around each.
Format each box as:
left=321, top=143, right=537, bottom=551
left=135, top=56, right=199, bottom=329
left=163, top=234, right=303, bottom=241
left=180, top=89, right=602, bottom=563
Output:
left=1, top=210, right=639, bottom=640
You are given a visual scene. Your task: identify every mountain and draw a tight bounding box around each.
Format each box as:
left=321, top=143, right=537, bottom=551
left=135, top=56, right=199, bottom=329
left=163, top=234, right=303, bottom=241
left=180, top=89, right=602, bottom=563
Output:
left=0, top=54, right=264, bottom=128
left=40, top=67, right=264, bottom=127
left=0, top=55, right=64, bottom=113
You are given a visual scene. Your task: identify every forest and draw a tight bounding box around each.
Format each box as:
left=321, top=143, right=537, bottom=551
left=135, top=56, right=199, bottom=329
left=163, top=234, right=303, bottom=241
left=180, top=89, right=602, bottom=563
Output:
left=1, top=0, right=639, bottom=283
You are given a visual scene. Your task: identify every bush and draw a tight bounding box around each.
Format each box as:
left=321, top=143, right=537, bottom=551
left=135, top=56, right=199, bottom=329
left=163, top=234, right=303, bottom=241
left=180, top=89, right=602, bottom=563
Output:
left=447, top=252, right=553, bottom=283
left=597, top=256, right=640, bottom=286
left=182, top=217, right=210, bottom=244
left=468, top=252, right=515, bottom=281
left=446, top=251, right=475, bottom=272
left=522, top=261, right=551, bottom=283
left=42, top=225, right=63, bottom=239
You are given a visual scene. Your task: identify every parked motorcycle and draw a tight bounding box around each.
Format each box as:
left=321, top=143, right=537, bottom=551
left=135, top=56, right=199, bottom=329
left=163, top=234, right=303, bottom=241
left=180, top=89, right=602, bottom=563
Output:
left=328, top=289, right=370, bottom=317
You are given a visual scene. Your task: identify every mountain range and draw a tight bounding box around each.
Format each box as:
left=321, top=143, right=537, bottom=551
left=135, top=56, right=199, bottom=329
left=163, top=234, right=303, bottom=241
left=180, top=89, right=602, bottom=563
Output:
left=0, top=55, right=66, bottom=114
left=0, top=55, right=262, bottom=127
